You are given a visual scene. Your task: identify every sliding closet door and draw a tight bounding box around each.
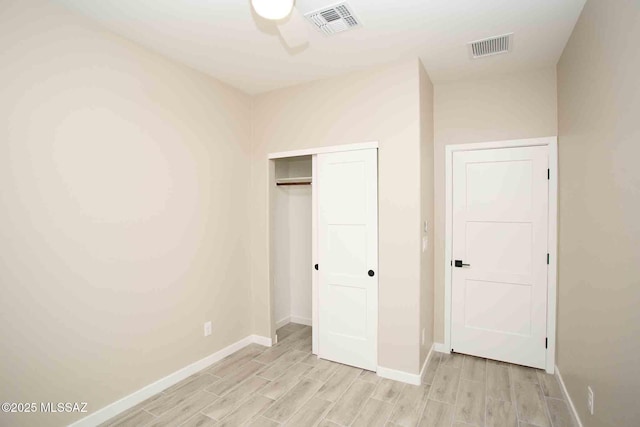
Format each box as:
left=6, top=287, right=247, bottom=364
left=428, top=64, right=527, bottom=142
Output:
left=317, top=149, right=378, bottom=371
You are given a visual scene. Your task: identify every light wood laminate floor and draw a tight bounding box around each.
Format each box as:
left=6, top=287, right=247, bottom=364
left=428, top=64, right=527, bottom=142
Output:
left=101, top=323, right=576, bottom=427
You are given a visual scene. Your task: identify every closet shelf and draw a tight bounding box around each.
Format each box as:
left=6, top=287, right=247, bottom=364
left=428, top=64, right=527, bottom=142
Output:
left=276, top=177, right=312, bottom=186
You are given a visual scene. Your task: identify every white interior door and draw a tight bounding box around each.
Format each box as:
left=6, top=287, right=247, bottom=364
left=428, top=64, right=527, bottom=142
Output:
left=451, top=146, right=548, bottom=369
left=317, top=149, right=377, bottom=371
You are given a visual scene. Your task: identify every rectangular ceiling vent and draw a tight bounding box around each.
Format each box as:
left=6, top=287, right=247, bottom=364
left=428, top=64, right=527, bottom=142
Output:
left=304, top=2, right=361, bottom=36
left=468, top=33, right=513, bottom=59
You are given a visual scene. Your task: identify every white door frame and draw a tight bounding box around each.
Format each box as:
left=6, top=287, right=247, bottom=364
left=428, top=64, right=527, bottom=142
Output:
left=444, top=136, right=558, bottom=374
left=268, top=141, right=379, bottom=160
left=268, top=141, right=379, bottom=357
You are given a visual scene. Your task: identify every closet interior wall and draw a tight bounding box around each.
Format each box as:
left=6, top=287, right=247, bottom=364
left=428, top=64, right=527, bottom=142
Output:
left=273, top=156, right=313, bottom=329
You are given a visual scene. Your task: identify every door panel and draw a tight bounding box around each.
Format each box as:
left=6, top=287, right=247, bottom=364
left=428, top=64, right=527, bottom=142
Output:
left=464, top=280, right=532, bottom=335
left=451, top=146, right=548, bottom=369
left=326, top=225, right=367, bottom=276
left=318, top=149, right=377, bottom=371
left=466, top=160, right=533, bottom=220
left=466, top=222, right=532, bottom=283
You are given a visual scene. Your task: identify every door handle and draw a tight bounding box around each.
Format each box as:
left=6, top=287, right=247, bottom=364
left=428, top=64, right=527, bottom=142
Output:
left=454, top=260, right=470, bottom=268
left=368, top=270, right=375, bottom=277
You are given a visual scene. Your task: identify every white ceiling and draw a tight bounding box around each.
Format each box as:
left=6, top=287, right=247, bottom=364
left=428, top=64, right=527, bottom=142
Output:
left=54, top=0, right=586, bottom=94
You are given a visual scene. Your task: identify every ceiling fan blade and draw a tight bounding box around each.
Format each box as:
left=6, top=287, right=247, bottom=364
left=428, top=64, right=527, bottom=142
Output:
left=277, top=7, right=309, bottom=48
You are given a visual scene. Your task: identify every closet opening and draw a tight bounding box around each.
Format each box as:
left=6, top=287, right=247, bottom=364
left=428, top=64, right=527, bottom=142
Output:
left=271, top=155, right=314, bottom=350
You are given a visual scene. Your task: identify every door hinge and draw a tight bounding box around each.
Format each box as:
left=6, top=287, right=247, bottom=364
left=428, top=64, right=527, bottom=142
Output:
left=545, top=337, right=548, bottom=349
left=547, top=253, right=550, bottom=265
left=547, top=169, right=550, bottom=180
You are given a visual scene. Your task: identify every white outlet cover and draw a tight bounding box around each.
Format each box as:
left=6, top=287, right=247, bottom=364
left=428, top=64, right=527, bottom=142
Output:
left=204, top=321, right=212, bottom=337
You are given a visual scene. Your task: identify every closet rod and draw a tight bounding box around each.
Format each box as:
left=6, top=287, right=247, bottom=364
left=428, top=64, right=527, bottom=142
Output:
left=276, top=182, right=312, bottom=186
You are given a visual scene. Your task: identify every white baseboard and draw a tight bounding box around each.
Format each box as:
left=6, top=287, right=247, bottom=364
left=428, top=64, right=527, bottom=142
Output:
left=251, top=335, right=273, bottom=347
left=419, top=343, right=435, bottom=382
left=70, top=335, right=272, bottom=427
left=377, top=343, right=434, bottom=386
left=275, top=316, right=290, bottom=329
left=377, top=366, right=421, bottom=386
left=555, top=365, right=584, bottom=427
left=434, top=342, right=450, bottom=354
left=290, top=315, right=312, bottom=326
left=276, top=315, right=312, bottom=330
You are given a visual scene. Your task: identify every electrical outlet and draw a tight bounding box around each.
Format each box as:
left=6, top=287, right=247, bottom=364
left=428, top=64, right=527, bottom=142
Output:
left=204, top=321, right=212, bottom=337
left=421, top=328, right=425, bottom=345
left=587, top=386, right=594, bottom=415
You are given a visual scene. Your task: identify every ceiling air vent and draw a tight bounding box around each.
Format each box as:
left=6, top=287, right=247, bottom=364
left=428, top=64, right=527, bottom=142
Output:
left=304, top=2, right=361, bottom=35
left=468, top=33, right=513, bottom=59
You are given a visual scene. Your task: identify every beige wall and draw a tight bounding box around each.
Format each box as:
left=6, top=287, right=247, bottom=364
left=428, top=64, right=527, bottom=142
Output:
left=433, top=68, right=558, bottom=342
left=0, top=1, right=252, bottom=425
left=557, top=1, right=640, bottom=426
left=251, top=60, right=425, bottom=374
left=419, top=64, right=435, bottom=365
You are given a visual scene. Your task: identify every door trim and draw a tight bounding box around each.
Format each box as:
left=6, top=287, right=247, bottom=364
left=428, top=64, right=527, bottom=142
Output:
left=312, top=154, right=318, bottom=355
left=444, top=136, right=558, bottom=374
left=268, top=141, right=379, bottom=160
